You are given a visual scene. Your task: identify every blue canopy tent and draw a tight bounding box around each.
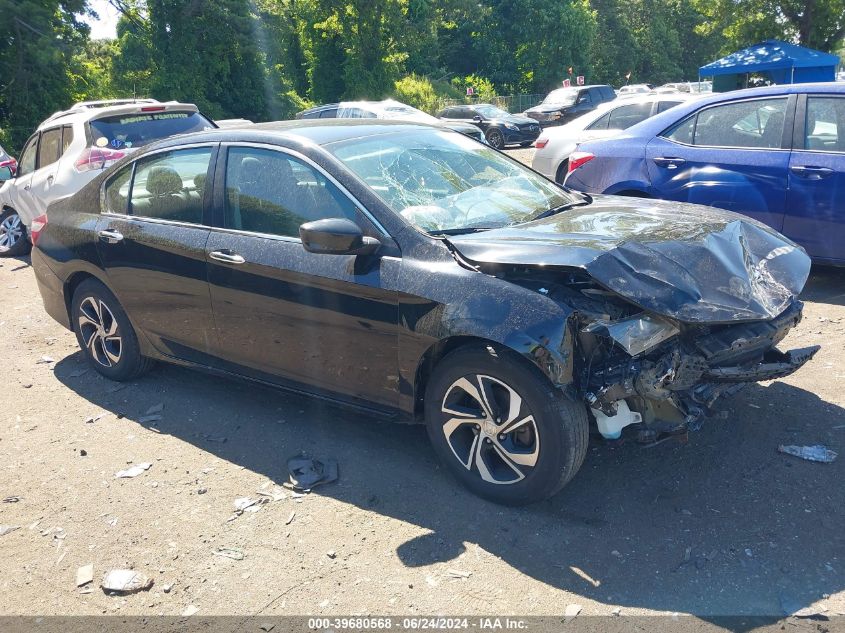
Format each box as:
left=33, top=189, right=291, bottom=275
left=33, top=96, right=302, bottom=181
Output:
left=699, top=40, right=840, bottom=92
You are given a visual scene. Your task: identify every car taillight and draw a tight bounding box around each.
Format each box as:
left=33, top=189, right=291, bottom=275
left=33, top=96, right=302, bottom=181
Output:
left=30, top=214, right=48, bottom=247
left=74, top=147, right=125, bottom=173
left=568, top=151, right=595, bottom=173
left=535, top=138, right=549, bottom=149
left=140, top=106, right=166, bottom=112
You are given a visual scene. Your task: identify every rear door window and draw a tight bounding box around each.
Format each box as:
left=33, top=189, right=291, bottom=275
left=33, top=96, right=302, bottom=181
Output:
left=103, top=164, right=133, bottom=214
left=664, top=98, right=788, bottom=149
left=319, top=108, right=338, bottom=118
left=585, top=112, right=611, bottom=130
left=128, top=147, right=213, bottom=224
left=805, top=96, right=845, bottom=152
left=657, top=100, right=683, bottom=113
left=89, top=111, right=214, bottom=151
left=607, top=102, right=653, bottom=129
left=37, top=128, right=62, bottom=169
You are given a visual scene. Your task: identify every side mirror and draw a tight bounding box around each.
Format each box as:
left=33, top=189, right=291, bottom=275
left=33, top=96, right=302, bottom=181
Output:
left=299, top=218, right=381, bottom=256
left=0, top=166, right=13, bottom=182
left=472, top=115, right=482, bottom=123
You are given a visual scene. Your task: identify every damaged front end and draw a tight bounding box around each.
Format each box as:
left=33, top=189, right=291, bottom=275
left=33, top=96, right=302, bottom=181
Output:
left=493, top=269, right=818, bottom=444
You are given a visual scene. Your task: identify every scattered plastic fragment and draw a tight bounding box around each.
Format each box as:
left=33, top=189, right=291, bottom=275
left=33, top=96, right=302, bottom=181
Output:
left=570, top=566, right=601, bottom=587
left=182, top=605, right=199, bottom=617
left=0, top=525, right=20, bottom=537
left=76, top=564, right=94, bottom=587
left=37, top=356, right=55, bottom=364
left=233, top=497, right=262, bottom=513
left=445, top=569, right=471, bottom=579
left=287, top=455, right=338, bottom=491
left=778, top=444, right=837, bottom=463
left=2, top=496, right=20, bottom=503
left=256, top=488, right=286, bottom=502
left=84, top=412, right=108, bottom=424
left=101, top=569, right=153, bottom=594
left=285, top=511, right=296, bottom=525
left=326, top=550, right=337, bottom=559
left=213, top=547, right=244, bottom=560
left=115, top=463, right=152, bottom=478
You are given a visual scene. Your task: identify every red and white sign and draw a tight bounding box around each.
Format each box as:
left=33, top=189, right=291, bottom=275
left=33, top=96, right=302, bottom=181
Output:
left=466, top=87, right=474, bottom=96
left=562, top=78, right=571, bottom=88
left=576, top=75, right=585, bottom=86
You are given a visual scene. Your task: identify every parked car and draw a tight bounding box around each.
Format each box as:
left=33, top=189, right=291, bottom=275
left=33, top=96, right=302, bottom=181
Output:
left=565, top=82, right=845, bottom=265
left=616, top=84, right=654, bottom=96
left=523, top=85, right=616, bottom=127
left=0, top=98, right=216, bottom=256
left=660, top=81, right=712, bottom=94
left=436, top=103, right=540, bottom=149
left=32, top=120, right=816, bottom=504
left=532, top=93, right=698, bottom=182
left=0, top=144, right=17, bottom=174
left=298, top=100, right=487, bottom=144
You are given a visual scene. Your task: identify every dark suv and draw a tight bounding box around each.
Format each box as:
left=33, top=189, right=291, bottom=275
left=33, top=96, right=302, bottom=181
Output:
left=524, top=85, right=617, bottom=126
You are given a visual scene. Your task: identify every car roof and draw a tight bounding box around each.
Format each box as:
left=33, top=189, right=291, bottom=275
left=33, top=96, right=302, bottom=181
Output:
left=579, top=81, right=845, bottom=144
left=37, top=99, right=202, bottom=130
left=140, top=119, right=445, bottom=152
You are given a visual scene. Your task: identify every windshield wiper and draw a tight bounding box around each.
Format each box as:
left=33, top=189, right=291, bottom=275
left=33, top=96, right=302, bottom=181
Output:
left=428, top=227, right=497, bottom=236
left=531, top=195, right=592, bottom=221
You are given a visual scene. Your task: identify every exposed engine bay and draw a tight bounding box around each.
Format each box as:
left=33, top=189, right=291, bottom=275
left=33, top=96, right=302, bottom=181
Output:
left=494, top=267, right=819, bottom=444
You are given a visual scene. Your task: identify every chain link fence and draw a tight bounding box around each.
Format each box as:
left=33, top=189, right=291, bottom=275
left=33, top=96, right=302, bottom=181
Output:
left=433, top=93, right=546, bottom=114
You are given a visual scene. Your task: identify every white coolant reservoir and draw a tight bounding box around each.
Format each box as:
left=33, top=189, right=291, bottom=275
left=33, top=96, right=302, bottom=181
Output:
left=592, top=400, right=642, bottom=440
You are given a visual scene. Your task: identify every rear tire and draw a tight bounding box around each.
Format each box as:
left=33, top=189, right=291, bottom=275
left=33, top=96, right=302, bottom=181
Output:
left=71, top=279, right=154, bottom=381
left=519, top=141, right=533, bottom=148
left=0, top=209, right=31, bottom=256
left=555, top=160, right=569, bottom=184
left=424, top=345, right=589, bottom=505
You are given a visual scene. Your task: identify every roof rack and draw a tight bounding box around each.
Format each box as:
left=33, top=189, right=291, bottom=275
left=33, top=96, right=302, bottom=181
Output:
left=41, top=98, right=161, bottom=125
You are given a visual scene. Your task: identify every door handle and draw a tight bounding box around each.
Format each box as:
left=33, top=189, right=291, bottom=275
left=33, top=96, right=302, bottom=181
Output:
left=97, top=229, right=124, bottom=244
left=47, top=175, right=54, bottom=186
left=653, top=157, right=686, bottom=169
left=209, top=250, right=246, bottom=265
left=790, top=165, right=834, bottom=179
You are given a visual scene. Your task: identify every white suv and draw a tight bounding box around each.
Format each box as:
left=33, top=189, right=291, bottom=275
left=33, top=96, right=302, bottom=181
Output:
left=0, top=99, right=215, bottom=255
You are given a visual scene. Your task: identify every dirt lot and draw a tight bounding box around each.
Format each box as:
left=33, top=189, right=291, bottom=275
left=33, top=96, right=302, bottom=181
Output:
left=1, top=148, right=844, bottom=622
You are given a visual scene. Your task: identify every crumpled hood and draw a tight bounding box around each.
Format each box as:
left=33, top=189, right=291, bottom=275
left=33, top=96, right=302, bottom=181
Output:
left=447, top=195, right=811, bottom=323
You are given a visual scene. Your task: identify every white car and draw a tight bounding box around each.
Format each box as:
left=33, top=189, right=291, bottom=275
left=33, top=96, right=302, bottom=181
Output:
left=531, top=93, right=700, bottom=182
left=0, top=98, right=215, bottom=255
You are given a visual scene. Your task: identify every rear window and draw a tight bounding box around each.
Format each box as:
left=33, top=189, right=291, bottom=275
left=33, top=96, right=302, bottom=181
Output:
left=88, top=111, right=214, bottom=150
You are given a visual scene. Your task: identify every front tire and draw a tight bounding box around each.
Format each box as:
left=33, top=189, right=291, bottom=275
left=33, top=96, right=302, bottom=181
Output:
left=0, top=209, right=31, bottom=256
left=71, top=279, right=154, bottom=381
left=485, top=128, right=505, bottom=149
left=424, top=346, right=589, bottom=505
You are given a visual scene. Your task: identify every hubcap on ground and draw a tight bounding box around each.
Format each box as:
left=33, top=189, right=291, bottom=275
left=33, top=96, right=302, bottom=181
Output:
left=0, top=214, right=22, bottom=248
left=78, top=296, right=122, bottom=367
left=440, top=374, right=540, bottom=485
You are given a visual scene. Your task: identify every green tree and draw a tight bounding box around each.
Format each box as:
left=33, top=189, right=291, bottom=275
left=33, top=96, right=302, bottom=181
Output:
left=0, top=0, right=89, bottom=151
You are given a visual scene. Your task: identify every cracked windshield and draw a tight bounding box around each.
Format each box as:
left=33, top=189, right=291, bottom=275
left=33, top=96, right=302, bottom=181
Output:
left=329, top=130, right=578, bottom=233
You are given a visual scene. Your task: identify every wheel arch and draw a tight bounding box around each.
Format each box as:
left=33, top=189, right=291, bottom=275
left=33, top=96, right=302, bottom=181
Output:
left=412, top=333, right=572, bottom=423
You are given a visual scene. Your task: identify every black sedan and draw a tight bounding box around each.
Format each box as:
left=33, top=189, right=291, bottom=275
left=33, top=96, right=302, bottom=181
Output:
left=436, top=104, right=540, bottom=149
left=31, top=121, right=817, bottom=504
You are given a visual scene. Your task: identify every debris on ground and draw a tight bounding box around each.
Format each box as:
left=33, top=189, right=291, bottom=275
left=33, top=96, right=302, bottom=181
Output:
left=138, top=414, right=162, bottom=424
left=0, top=525, right=20, bottom=537
left=256, top=487, right=286, bottom=502
left=445, top=569, right=471, bottom=579
left=115, top=463, right=152, bottom=478
left=286, top=455, right=338, bottom=491
left=3, top=496, right=20, bottom=503
left=611, top=607, right=622, bottom=616
left=778, top=444, right=838, bottom=463
left=285, top=511, right=296, bottom=525
left=84, top=412, right=108, bottom=424
left=182, top=605, right=199, bottom=617
left=326, top=550, right=337, bottom=559
left=233, top=497, right=265, bottom=513
left=569, top=566, right=601, bottom=587
left=101, top=569, right=153, bottom=594
left=162, top=583, right=173, bottom=593
left=36, top=356, right=55, bottom=364
left=213, top=547, right=245, bottom=560
left=564, top=604, right=583, bottom=621
left=76, top=564, right=94, bottom=587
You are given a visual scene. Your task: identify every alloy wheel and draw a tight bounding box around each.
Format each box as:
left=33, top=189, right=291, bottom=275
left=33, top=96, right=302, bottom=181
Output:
left=0, top=213, right=22, bottom=249
left=439, top=374, right=540, bottom=485
left=487, top=130, right=504, bottom=149
left=78, top=296, right=123, bottom=368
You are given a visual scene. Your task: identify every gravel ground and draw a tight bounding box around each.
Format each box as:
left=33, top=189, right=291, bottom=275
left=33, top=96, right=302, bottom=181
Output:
left=1, top=149, right=844, bottom=621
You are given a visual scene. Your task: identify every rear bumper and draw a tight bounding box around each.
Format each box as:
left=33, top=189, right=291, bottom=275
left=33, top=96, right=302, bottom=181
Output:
left=32, top=248, right=71, bottom=330
left=531, top=154, right=557, bottom=180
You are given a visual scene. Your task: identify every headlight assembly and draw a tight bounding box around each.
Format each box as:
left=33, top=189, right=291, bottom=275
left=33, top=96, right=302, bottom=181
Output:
left=583, top=313, right=680, bottom=356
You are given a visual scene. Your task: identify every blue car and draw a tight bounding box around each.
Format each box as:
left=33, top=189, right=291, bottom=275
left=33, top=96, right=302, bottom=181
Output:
left=565, top=83, right=845, bottom=265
